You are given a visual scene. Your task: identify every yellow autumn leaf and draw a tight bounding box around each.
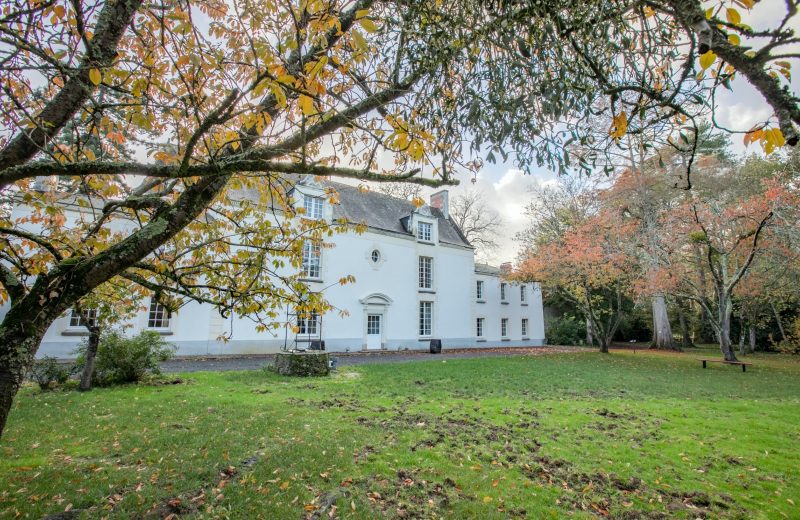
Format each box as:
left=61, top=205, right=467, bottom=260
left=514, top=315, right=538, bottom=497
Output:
left=743, top=127, right=762, bottom=147
left=772, top=128, right=786, bottom=147
left=89, top=68, right=102, bottom=86
left=699, top=50, right=717, bottom=70
left=483, top=496, right=493, bottom=503
left=355, top=8, right=370, bottom=19
left=411, top=196, right=425, bottom=208
left=298, top=95, right=315, bottom=116
left=359, top=18, right=379, bottom=33
left=608, top=111, right=628, bottom=140
left=728, top=34, right=740, bottom=46
left=351, top=30, right=368, bottom=52
left=53, top=5, right=66, bottom=19
left=726, top=7, right=741, bottom=25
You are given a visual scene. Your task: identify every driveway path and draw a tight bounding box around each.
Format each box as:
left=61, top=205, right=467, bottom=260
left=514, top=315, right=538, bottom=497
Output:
left=161, top=346, right=584, bottom=373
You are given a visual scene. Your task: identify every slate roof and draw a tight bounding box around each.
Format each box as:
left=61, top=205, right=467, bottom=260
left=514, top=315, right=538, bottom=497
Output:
left=325, top=181, right=472, bottom=249
left=229, top=176, right=472, bottom=249
left=474, top=263, right=502, bottom=276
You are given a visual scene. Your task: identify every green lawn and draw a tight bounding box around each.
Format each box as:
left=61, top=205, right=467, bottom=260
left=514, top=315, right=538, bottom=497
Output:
left=2, top=349, right=799, bottom=519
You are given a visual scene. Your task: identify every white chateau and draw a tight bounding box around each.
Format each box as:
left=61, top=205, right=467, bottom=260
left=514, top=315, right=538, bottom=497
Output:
left=7, top=176, right=545, bottom=358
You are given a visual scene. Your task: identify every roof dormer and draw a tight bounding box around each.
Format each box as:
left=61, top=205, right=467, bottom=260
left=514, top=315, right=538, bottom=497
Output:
left=407, top=206, right=437, bottom=244
left=292, top=175, right=332, bottom=221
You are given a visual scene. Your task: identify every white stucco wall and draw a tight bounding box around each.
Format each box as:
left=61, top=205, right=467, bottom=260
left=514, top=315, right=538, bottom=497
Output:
left=3, top=190, right=546, bottom=358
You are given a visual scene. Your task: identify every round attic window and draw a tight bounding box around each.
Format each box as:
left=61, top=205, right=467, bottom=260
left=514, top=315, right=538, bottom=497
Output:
left=371, top=250, right=381, bottom=263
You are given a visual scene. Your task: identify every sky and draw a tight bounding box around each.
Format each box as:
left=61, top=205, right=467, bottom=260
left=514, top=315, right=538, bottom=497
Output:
left=382, top=0, right=800, bottom=267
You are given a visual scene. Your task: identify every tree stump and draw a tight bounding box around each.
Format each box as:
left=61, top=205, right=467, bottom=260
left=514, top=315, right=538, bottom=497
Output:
left=273, top=351, right=330, bottom=377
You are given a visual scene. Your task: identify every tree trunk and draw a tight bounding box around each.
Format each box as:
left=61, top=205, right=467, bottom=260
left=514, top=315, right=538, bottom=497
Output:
left=650, top=295, right=677, bottom=350
left=0, top=309, right=51, bottom=439
left=718, top=293, right=738, bottom=362
left=598, top=336, right=610, bottom=353
left=770, top=302, right=786, bottom=342
left=694, top=244, right=715, bottom=344
left=676, top=299, right=694, bottom=348
left=586, top=318, right=594, bottom=346
left=79, top=326, right=101, bottom=391
left=748, top=325, right=756, bottom=353
left=738, top=308, right=746, bottom=355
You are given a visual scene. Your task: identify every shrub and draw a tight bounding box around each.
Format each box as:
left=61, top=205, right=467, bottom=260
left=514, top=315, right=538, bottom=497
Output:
left=775, top=317, right=800, bottom=355
left=75, top=330, right=177, bottom=386
left=29, top=356, right=73, bottom=391
left=545, top=315, right=586, bottom=346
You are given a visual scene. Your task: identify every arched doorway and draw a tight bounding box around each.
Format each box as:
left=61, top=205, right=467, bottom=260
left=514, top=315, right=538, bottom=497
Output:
left=359, top=293, right=392, bottom=350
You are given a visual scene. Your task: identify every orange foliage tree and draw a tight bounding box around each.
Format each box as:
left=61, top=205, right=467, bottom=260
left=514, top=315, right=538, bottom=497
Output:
left=513, top=211, right=638, bottom=352
left=653, top=171, right=799, bottom=361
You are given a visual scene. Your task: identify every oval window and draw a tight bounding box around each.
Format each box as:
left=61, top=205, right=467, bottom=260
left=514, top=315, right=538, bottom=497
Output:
left=371, top=250, right=381, bottom=263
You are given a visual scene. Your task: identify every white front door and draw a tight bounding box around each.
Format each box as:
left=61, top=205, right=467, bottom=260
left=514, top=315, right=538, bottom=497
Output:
left=366, top=314, right=382, bottom=349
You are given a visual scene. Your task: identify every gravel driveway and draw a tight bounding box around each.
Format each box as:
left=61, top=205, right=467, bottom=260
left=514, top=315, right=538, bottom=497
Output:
left=160, top=346, right=583, bottom=373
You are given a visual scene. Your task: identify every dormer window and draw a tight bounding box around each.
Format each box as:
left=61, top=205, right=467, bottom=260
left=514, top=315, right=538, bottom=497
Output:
left=303, top=194, right=324, bottom=220
left=417, top=221, right=432, bottom=242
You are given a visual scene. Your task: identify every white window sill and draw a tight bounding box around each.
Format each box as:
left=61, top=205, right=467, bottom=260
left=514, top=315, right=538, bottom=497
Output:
left=418, top=336, right=432, bottom=340
left=299, top=277, right=324, bottom=284
left=146, top=329, right=173, bottom=336
left=476, top=299, right=485, bottom=304
left=62, top=329, right=89, bottom=337
left=522, top=336, right=530, bottom=340
left=417, top=240, right=435, bottom=245
left=501, top=301, right=509, bottom=305
left=521, top=303, right=528, bottom=306
left=419, top=289, right=436, bottom=294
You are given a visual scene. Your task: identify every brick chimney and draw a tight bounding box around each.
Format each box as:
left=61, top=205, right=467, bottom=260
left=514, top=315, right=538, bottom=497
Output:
left=500, top=262, right=512, bottom=273
left=429, top=190, right=449, bottom=219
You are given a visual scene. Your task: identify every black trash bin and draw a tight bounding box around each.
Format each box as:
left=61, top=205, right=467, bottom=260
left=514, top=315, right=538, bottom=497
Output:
left=310, top=340, right=326, bottom=351
left=429, top=339, right=442, bottom=354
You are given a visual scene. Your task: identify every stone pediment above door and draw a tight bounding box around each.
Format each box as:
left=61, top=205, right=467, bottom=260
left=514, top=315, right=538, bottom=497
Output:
left=359, top=293, right=393, bottom=306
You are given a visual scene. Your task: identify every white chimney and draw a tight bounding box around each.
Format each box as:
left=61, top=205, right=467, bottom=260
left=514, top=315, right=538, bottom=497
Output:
left=429, top=190, right=449, bottom=219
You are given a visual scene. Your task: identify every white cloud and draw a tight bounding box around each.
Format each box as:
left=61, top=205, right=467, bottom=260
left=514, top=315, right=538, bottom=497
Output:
left=448, top=167, right=552, bottom=266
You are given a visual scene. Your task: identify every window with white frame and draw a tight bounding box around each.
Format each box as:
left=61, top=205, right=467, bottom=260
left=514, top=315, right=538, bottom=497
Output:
left=500, top=283, right=507, bottom=302
left=501, top=318, right=508, bottom=338
left=476, top=317, right=484, bottom=338
left=147, top=299, right=171, bottom=329
left=303, top=194, right=324, bottom=220
left=68, top=307, right=97, bottom=328
left=476, top=280, right=484, bottom=300
left=417, top=221, right=432, bottom=242
left=520, top=284, right=527, bottom=303
left=302, top=241, right=321, bottom=278
left=418, top=256, right=433, bottom=289
left=522, top=318, right=529, bottom=337
left=298, top=312, right=319, bottom=335
left=419, top=301, right=432, bottom=336
left=367, top=314, right=381, bottom=335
